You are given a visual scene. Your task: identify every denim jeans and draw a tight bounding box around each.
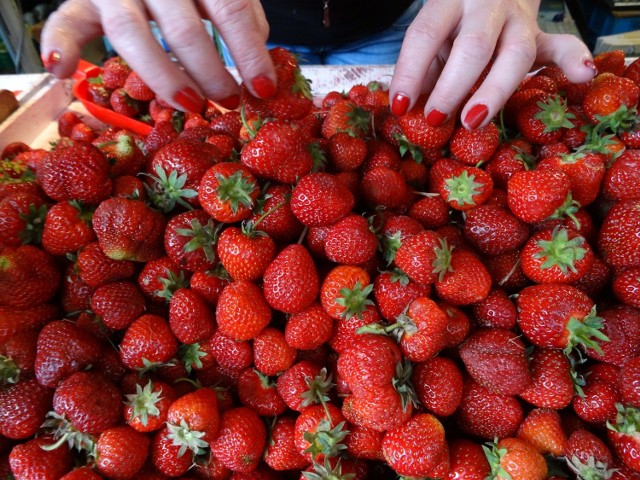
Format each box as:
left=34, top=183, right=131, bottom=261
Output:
left=219, top=0, right=423, bottom=66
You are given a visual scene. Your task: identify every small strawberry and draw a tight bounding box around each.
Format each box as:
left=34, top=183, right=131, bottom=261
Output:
left=110, top=88, right=143, bottom=117
left=324, top=214, right=378, bottom=265
left=328, top=132, right=367, bottom=171
left=607, top=403, right=640, bottom=472
left=320, top=265, right=372, bottom=320
left=472, top=288, right=518, bottom=329
left=236, top=367, right=287, bottom=416
left=246, top=183, right=303, bottom=244
left=217, top=224, right=276, bottom=282
left=90, top=280, right=146, bottom=330
left=445, top=439, right=490, bottom=480
left=483, top=437, right=548, bottom=480
left=433, top=244, right=492, bottom=305
left=123, top=70, right=155, bottom=101
left=284, top=302, right=334, bottom=351
left=150, top=425, right=193, bottom=477
left=119, top=314, right=178, bottom=371
left=169, top=287, right=216, bottom=344
left=430, top=157, right=494, bottom=211
left=601, top=149, right=640, bottom=202
left=215, top=280, right=272, bottom=340
left=166, top=387, right=220, bottom=454
left=102, top=56, right=131, bottom=90
left=0, top=304, right=60, bottom=345
left=322, top=99, right=372, bottom=139
left=572, top=377, right=620, bottom=424
left=290, top=172, right=355, bottom=227
left=585, top=304, right=640, bottom=368
left=94, top=129, right=145, bottom=178
left=583, top=74, right=639, bottom=126
left=294, top=402, right=348, bottom=462
left=516, top=94, right=575, bottom=144
left=9, top=435, right=72, bottom=480
left=393, top=229, right=442, bottom=286
left=449, top=121, right=500, bottom=165
left=0, top=378, right=53, bottom=440
left=198, top=162, right=259, bottom=223
left=518, top=348, right=576, bottom=409
left=516, top=408, right=567, bottom=457
left=613, top=267, right=640, bottom=308
left=136, top=255, right=185, bottom=303
left=412, top=356, right=463, bottom=417
left=0, top=191, right=48, bottom=246
left=373, top=269, right=429, bottom=322
left=41, top=200, right=95, bottom=255
left=124, top=379, right=177, bottom=433
left=397, top=103, right=455, bottom=151
left=264, top=415, right=309, bottom=471
left=360, top=166, right=410, bottom=210
left=211, top=406, right=267, bottom=473
left=163, top=209, right=218, bottom=272
left=598, top=199, right=640, bottom=268
left=95, top=425, right=150, bottom=479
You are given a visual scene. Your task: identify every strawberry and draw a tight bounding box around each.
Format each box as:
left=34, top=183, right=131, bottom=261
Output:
left=0, top=378, right=53, bottom=440
left=144, top=121, right=180, bottom=157
left=136, top=255, right=184, bottom=303
left=166, top=387, right=219, bottom=454
left=621, top=357, right=640, bottom=407
left=381, top=413, right=448, bottom=478
left=0, top=303, right=60, bottom=345
left=519, top=347, right=575, bottom=409
left=320, top=265, right=373, bottom=320
left=360, top=166, right=410, bottom=210
left=445, top=439, right=490, bottom=480
left=583, top=75, right=639, bottom=126
left=294, top=402, right=348, bottom=462
left=472, top=288, right=518, bottom=329
left=163, top=209, right=218, bottom=272
left=90, top=280, right=146, bottom=330
left=290, top=172, right=355, bottom=227
left=613, top=267, right=640, bottom=308
left=60, top=466, right=103, bottom=479
left=95, top=425, right=150, bottom=479
left=70, top=122, right=97, bottom=143
left=124, top=379, right=177, bottom=433
left=236, top=367, right=287, bottom=416
left=36, top=141, right=112, bottom=204
left=407, top=194, right=450, bottom=230
left=87, top=82, right=112, bottom=110
left=275, top=360, right=327, bottom=412
left=57, top=111, right=82, bottom=138
left=344, top=424, right=384, bottom=461
left=76, top=242, right=136, bottom=288
left=572, top=377, right=620, bottom=424
left=397, top=103, right=455, bottom=151
left=217, top=224, right=276, bottom=281
left=393, top=229, right=442, bottom=286
left=429, top=157, right=494, bottom=211
left=460, top=327, right=532, bottom=395
left=516, top=408, right=567, bottom=457
left=0, top=245, right=60, bottom=308
left=284, top=302, right=333, bottom=351
left=433, top=246, right=492, bottom=305
left=123, top=70, right=155, bottom=101
left=150, top=425, right=193, bottom=477
left=189, top=266, right=230, bottom=306
left=110, top=88, right=143, bottom=117
left=198, top=162, right=259, bottom=223
left=1, top=329, right=38, bottom=382
left=253, top=326, right=297, bottom=376
left=328, top=132, right=367, bottom=171
left=601, top=149, right=640, bottom=202
left=210, top=330, right=253, bottom=373
left=93, top=197, right=166, bottom=262
left=412, top=356, right=463, bottom=417
left=449, top=121, right=500, bottom=165
left=324, top=213, right=378, bottom=265
left=102, top=56, right=131, bottom=90
left=483, top=437, right=548, bottom=480
left=215, top=280, right=272, bottom=341
left=456, top=378, right=524, bottom=440
left=264, top=415, right=309, bottom=471
left=607, top=403, right=640, bottom=472
left=41, top=200, right=95, bottom=255
left=516, top=94, right=575, bottom=144
left=521, top=226, right=594, bottom=284
left=211, top=406, right=267, bottom=473
left=169, top=287, right=215, bottom=343
left=507, top=168, right=573, bottom=224
left=241, top=120, right=314, bottom=184
left=0, top=191, right=48, bottom=246
left=119, top=314, right=178, bottom=370
left=246, top=183, right=304, bottom=244
left=373, top=269, right=429, bottom=321
left=598, top=199, right=640, bottom=268
left=94, top=129, right=145, bottom=178
left=9, top=435, right=72, bottom=480
left=585, top=304, right=640, bottom=368
left=565, top=428, right=614, bottom=478
left=517, top=283, right=608, bottom=354
left=322, top=99, right=372, bottom=139
left=111, top=175, right=147, bottom=200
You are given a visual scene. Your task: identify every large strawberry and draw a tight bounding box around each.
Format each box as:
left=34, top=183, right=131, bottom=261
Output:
left=41, top=200, right=95, bottom=255
left=484, top=437, right=548, bottom=480
left=95, top=425, right=150, bottom=479
left=516, top=94, right=575, bottom=144
left=290, top=172, right=355, bottom=227
left=241, top=120, right=314, bottom=184
left=607, top=404, right=640, bottom=472
left=165, top=387, right=219, bottom=455
left=163, top=209, right=218, bottom=272
left=0, top=378, right=53, bottom=440
left=217, top=224, right=276, bottom=282
left=507, top=168, right=573, bottom=224
left=119, top=314, right=178, bottom=371
left=0, top=245, right=60, bottom=307
left=168, top=287, right=216, bottom=344
left=215, top=280, right=272, bottom=340
left=412, top=356, right=464, bottom=417
left=90, top=280, right=146, bottom=330
left=598, top=199, right=640, bottom=268
left=9, top=435, right=73, bottom=480
left=92, top=197, right=166, bottom=262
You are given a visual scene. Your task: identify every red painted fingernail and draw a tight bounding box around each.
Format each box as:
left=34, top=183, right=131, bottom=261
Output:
left=426, top=108, right=447, bottom=128
left=217, top=94, right=240, bottom=110
left=464, top=104, right=488, bottom=130
left=251, top=75, right=277, bottom=99
left=584, top=58, right=598, bottom=75
left=391, top=92, right=410, bottom=116
left=173, top=87, right=205, bottom=113
left=42, top=50, right=61, bottom=72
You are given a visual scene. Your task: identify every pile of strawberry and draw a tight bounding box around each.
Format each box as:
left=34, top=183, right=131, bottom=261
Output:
left=1, top=46, right=640, bottom=479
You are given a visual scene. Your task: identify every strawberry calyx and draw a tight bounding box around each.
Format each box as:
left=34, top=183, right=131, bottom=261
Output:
left=309, top=141, right=328, bottom=172
left=179, top=343, right=208, bottom=374
left=566, top=454, right=614, bottom=480
left=41, top=411, right=96, bottom=454
left=124, top=380, right=163, bottom=427
left=395, top=132, right=423, bottom=163
left=547, top=193, right=581, bottom=230
left=534, top=95, right=575, bottom=132
left=136, top=357, right=177, bottom=376
left=144, top=165, right=198, bottom=213
left=292, top=67, right=313, bottom=101
left=155, top=268, right=188, bottom=303
left=0, top=354, right=19, bottom=384
left=381, top=231, right=404, bottom=266
left=18, top=202, right=48, bottom=245
left=444, top=169, right=484, bottom=208
left=432, top=237, right=454, bottom=282
left=166, top=418, right=208, bottom=457
left=214, top=170, right=258, bottom=215
left=482, top=438, right=512, bottom=480
left=175, top=217, right=220, bottom=262
left=343, top=105, right=372, bottom=137
left=302, top=458, right=356, bottom=480
left=565, top=306, right=610, bottom=356
left=534, top=226, right=587, bottom=274
left=0, top=159, right=35, bottom=181
left=335, top=281, right=374, bottom=320
left=607, top=403, right=640, bottom=435
left=303, top=419, right=349, bottom=461
left=595, top=104, right=638, bottom=134
left=301, top=367, right=335, bottom=409
left=392, top=359, right=419, bottom=411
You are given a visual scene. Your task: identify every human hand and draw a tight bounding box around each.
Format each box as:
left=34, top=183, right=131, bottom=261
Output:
left=389, top=0, right=597, bottom=129
left=40, top=0, right=278, bottom=112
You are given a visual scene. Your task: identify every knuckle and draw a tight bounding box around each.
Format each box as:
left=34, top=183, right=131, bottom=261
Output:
left=212, top=0, right=253, bottom=22
left=102, top=9, right=145, bottom=38
left=405, top=18, right=443, bottom=45
left=453, top=32, right=494, bottom=62
left=161, top=19, right=206, bottom=48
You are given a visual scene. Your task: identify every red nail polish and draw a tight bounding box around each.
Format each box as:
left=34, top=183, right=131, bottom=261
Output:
left=217, top=94, right=240, bottom=110
left=425, top=108, right=447, bottom=128
left=584, top=58, right=598, bottom=75
left=391, top=93, right=410, bottom=116
left=464, top=104, right=488, bottom=130
left=251, top=75, right=277, bottom=99
left=173, top=87, right=204, bottom=113
left=42, top=51, right=61, bottom=72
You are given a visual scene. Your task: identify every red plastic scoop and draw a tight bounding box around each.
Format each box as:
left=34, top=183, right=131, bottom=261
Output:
left=72, top=59, right=153, bottom=136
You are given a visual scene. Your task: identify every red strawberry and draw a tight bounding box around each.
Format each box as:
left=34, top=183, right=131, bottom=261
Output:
left=57, top=111, right=82, bottom=138
left=483, top=437, right=548, bottom=480
left=110, top=88, right=142, bottom=117
left=516, top=408, right=567, bottom=457
left=166, top=387, right=219, bottom=453
left=95, top=425, right=150, bottom=479
left=290, top=172, right=355, bottom=227
left=77, top=241, right=136, bottom=288
left=189, top=266, right=230, bottom=306
left=215, top=280, right=271, bottom=340
left=253, top=326, right=297, bottom=376
left=123, top=71, right=155, bottom=101
left=572, top=377, right=620, bottom=424
left=322, top=99, right=372, bottom=139
left=211, top=407, right=267, bottom=474
left=507, top=168, right=573, bottom=224
left=583, top=74, right=639, bottom=125
left=93, top=197, right=166, bottom=262
left=236, top=367, right=287, bottom=416
left=373, top=269, right=429, bottom=322
left=124, top=379, right=177, bottom=433
left=519, top=348, right=576, bottom=409
left=87, top=82, right=112, bottom=109
left=598, top=199, right=640, bottom=268
left=412, top=356, right=463, bottom=417
left=430, top=157, right=494, bottom=211
left=60, top=466, right=103, bottom=479
left=449, top=121, right=500, bottom=165
left=264, top=415, right=309, bottom=471
left=169, top=287, right=215, bottom=344
left=360, top=166, right=410, bottom=210
left=9, top=435, right=72, bottom=480
left=516, top=94, right=575, bottom=144
left=294, top=402, right=348, bottom=462
left=444, top=439, right=490, bottom=480
left=0, top=191, right=48, bottom=246
left=246, top=183, right=303, bottom=244
left=0, top=303, right=60, bottom=345
left=613, top=267, right=640, bottom=308
left=398, top=103, right=455, bottom=151
left=324, top=214, right=378, bottom=265
left=601, top=149, right=640, bottom=202
left=328, top=132, right=367, bottom=171
left=217, top=224, right=276, bottom=282
left=320, top=265, right=372, bottom=320
left=284, top=302, right=333, bottom=351
left=90, top=280, right=145, bottom=330
left=241, top=120, right=314, bottom=184
left=150, top=425, right=193, bottom=477
left=393, top=229, right=442, bottom=286
left=433, top=246, right=492, bottom=305
left=102, top=56, right=131, bottom=90
left=275, top=360, right=327, bottom=412
left=198, top=162, right=259, bottom=223
left=472, top=288, right=518, bottom=329
left=163, top=209, right=218, bottom=272
left=119, top=314, right=178, bottom=370
left=585, top=304, right=640, bottom=368
left=0, top=378, right=53, bottom=440
left=210, top=330, right=253, bottom=373
left=94, top=129, right=145, bottom=178
left=41, top=200, right=95, bottom=255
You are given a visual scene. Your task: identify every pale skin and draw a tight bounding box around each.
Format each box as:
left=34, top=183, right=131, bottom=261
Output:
left=41, top=0, right=597, bottom=128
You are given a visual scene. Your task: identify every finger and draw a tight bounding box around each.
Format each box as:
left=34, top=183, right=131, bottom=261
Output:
left=389, top=0, right=460, bottom=116
left=422, top=6, right=505, bottom=127
left=98, top=0, right=206, bottom=112
left=458, top=15, right=538, bottom=129
left=534, top=32, right=597, bottom=84
left=40, top=0, right=103, bottom=77
left=145, top=0, right=241, bottom=107
left=201, top=0, right=276, bottom=98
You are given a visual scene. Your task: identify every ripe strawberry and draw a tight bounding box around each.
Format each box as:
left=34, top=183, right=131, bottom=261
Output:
left=585, top=304, right=640, bottom=367
left=60, top=466, right=103, bottom=479
left=163, top=209, right=218, bottom=272
left=95, top=425, right=150, bottom=479
left=252, top=327, right=296, bottom=376
left=236, top=367, right=287, bottom=416
left=572, top=377, right=620, bottom=424
left=583, top=75, right=639, bottom=125
left=516, top=408, right=567, bottom=457
left=136, top=255, right=184, bottom=303
left=360, top=166, right=409, bottom=210
left=433, top=246, right=492, bottom=305
left=613, top=267, right=640, bottom=308
left=290, top=172, right=355, bottom=227
left=144, top=121, right=179, bottom=157
left=124, top=379, right=177, bottom=433
left=343, top=423, right=384, bottom=461
left=519, top=347, right=575, bottom=409
left=102, top=56, right=131, bottom=90
left=449, top=121, right=500, bottom=165
left=150, top=425, right=193, bottom=477
left=189, top=266, right=230, bottom=306
left=621, top=357, right=640, bottom=407
left=241, top=120, right=314, bottom=184
left=284, top=302, right=333, bottom=351
left=445, top=439, right=490, bottom=480
left=211, top=406, right=267, bottom=473
left=198, top=162, right=259, bottom=223
left=217, top=224, right=276, bottom=281
left=264, top=415, right=309, bottom=471
left=397, top=104, right=455, bottom=150
left=123, top=70, right=155, bottom=101
left=471, top=288, right=517, bottom=329
left=246, top=183, right=303, bottom=244
left=412, top=356, right=463, bottom=417
left=381, top=413, right=448, bottom=478
left=215, top=280, right=271, bottom=340
left=601, top=149, right=640, bottom=202
left=9, top=435, right=72, bottom=480
left=429, top=158, right=494, bottom=211
left=90, top=280, right=145, bottom=330
left=119, top=314, right=178, bottom=370
left=393, top=229, right=442, bottom=286
left=516, top=94, right=575, bottom=144
left=372, top=269, right=429, bottom=322
left=70, top=122, right=97, bottom=143
left=484, top=437, right=548, bottom=480
left=110, top=88, right=143, bottom=117
left=507, top=168, right=572, bottom=224
left=41, top=200, right=95, bottom=255
left=320, top=264, right=373, bottom=320
left=0, top=191, right=47, bottom=246
left=598, top=199, right=640, bottom=268
left=0, top=303, right=60, bottom=345
left=111, top=175, right=147, bottom=200
left=322, top=99, right=372, bottom=139
left=294, top=402, right=348, bottom=462
left=36, top=142, right=112, bottom=204
left=76, top=242, right=136, bottom=288
left=328, top=132, right=367, bottom=171
left=1, top=328, right=38, bottom=382
left=169, top=287, right=215, bottom=344
left=323, top=214, right=378, bottom=265
left=210, top=329, right=253, bottom=373
left=0, top=378, right=53, bottom=440
left=93, top=197, right=166, bottom=262
left=57, top=111, right=82, bottom=138
left=275, top=360, right=327, bottom=412
left=607, top=403, right=640, bottom=472
left=166, top=387, right=220, bottom=454
left=94, top=129, right=145, bottom=178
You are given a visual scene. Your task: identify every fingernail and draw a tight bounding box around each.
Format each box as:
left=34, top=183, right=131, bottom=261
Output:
left=425, top=108, right=447, bottom=128
left=217, top=94, right=240, bottom=110
left=251, top=75, right=277, bottom=99
left=584, top=58, right=598, bottom=75
left=173, top=87, right=205, bottom=113
left=391, top=92, right=410, bottom=116
left=464, top=104, right=488, bottom=130
left=42, top=50, right=61, bottom=72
